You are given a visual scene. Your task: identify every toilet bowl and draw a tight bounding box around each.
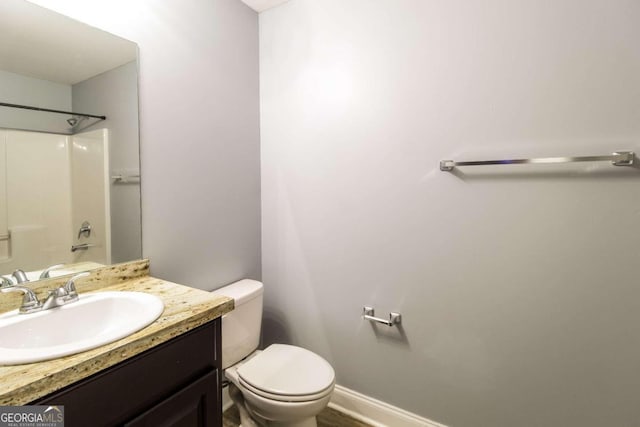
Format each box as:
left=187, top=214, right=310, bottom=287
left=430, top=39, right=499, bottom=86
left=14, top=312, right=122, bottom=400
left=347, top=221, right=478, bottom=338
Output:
left=212, top=280, right=335, bottom=427
left=226, top=345, right=335, bottom=427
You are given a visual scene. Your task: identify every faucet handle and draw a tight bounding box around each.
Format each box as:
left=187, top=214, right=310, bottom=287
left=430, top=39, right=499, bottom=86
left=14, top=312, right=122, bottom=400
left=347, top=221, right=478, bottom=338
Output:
left=1, top=284, right=41, bottom=313
left=77, top=221, right=92, bottom=239
left=64, top=272, right=90, bottom=296
left=12, top=269, right=28, bottom=284
left=1, top=277, right=13, bottom=288
left=39, top=264, right=65, bottom=280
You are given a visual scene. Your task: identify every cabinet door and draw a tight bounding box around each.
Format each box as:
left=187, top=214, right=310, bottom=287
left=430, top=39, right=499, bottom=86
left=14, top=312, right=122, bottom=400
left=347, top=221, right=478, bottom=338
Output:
left=124, top=370, right=219, bottom=427
left=34, top=321, right=222, bottom=427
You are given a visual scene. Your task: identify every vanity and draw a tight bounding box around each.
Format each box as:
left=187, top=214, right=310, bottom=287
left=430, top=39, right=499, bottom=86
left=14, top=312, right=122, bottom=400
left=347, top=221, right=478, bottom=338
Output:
left=0, top=260, right=234, bottom=427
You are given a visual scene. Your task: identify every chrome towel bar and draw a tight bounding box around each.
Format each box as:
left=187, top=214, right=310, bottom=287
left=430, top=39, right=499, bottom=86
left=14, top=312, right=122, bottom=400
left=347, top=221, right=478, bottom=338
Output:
left=440, top=151, right=635, bottom=171
left=363, top=306, right=402, bottom=327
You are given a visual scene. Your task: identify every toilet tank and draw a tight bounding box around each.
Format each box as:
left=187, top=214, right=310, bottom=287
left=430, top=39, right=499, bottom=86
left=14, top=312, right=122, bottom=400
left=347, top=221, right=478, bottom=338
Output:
left=211, top=279, right=263, bottom=369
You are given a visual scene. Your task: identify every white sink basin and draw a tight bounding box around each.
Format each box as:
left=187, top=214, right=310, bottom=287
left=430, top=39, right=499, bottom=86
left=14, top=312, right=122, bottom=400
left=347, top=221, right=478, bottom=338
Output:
left=0, top=291, right=164, bottom=365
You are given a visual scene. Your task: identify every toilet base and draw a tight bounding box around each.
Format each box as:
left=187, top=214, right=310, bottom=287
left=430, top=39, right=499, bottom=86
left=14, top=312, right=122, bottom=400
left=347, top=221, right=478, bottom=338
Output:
left=228, top=383, right=319, bottom=427
left=229, top=383, right=260, bottom=427
left=265, top=419, right=317, bottom=427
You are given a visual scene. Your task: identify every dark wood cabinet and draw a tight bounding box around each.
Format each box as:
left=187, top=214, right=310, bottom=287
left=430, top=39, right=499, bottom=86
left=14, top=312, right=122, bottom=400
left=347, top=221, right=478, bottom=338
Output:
left=124, top=370, right=217, bottom=427
left=33, top=320, right=222, bottom=427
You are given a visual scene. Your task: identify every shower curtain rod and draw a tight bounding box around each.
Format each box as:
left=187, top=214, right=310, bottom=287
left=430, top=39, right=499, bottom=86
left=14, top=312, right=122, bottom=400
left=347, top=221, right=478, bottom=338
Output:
left=0, top=102, right=106, bottom=120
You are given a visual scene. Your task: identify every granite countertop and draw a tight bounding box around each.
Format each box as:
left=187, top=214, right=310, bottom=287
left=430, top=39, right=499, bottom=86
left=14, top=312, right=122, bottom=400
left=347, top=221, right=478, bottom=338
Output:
left=0, top=273, right=234, bottom=405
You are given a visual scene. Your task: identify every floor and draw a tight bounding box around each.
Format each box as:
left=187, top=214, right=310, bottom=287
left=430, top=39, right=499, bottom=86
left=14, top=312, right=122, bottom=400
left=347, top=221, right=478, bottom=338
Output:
left=222, top=405, right=372, bottom=427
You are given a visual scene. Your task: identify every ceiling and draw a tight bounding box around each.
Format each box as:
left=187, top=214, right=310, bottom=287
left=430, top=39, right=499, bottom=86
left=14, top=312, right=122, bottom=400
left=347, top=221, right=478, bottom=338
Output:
left=0, top=0, right=137, bottom=85
left=0, top=0, right=284, bottom=86
left=240, top=0, right=290, bottom=13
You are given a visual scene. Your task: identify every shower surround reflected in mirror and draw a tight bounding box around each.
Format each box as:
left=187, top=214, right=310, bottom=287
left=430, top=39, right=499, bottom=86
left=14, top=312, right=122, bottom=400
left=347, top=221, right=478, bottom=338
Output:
left=0, top=0, right=141, bottom=279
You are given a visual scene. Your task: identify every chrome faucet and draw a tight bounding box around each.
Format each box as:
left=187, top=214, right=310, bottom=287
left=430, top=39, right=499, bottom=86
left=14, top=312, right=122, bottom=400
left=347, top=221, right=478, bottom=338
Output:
left=41, top=272, right=89, bottom=310
left=39, top=264, right=65, bottom=280
left=1, top=272, right=89, bottom=314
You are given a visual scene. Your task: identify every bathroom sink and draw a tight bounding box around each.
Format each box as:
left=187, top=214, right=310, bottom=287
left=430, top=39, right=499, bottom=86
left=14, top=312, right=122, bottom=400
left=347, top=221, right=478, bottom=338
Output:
left=0, top=291, right=164, bottom=365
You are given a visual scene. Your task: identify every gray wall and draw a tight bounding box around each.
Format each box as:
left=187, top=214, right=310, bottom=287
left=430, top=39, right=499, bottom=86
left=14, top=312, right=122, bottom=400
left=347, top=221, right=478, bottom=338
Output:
left=72, top=61, right=142, bottom=264
left=260, top=1, right=640, bottom=426
left=0, top=70, right=71, bottom=133
left=40, top=0, right=262, bottom=288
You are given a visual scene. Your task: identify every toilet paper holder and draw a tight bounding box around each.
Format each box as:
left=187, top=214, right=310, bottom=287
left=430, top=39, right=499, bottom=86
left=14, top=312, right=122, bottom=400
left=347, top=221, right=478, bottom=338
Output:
left=362, top=306, right=401, bottom=327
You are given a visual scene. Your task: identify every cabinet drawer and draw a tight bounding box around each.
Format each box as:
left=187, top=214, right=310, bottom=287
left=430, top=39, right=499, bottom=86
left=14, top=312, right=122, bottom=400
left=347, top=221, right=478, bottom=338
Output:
left=34, top=320, right=221, bottom=427
left=124, top=370, right=218, bottom=427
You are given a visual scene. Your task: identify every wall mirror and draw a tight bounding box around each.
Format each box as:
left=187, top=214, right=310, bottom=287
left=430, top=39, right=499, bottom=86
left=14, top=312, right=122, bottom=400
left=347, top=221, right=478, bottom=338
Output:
left=0, top=0, right=142, bottom=281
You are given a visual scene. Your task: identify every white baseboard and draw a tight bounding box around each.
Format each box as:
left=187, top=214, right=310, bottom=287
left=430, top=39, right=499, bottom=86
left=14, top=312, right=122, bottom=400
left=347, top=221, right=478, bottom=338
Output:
left=329, top=385, right=447, bottom=427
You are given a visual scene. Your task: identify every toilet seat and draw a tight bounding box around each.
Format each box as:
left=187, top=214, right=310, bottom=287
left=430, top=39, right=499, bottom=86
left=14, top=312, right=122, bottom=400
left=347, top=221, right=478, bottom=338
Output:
left=236, top=344, right=335, bottom=403
left=238, top=377, right=334, bottom=403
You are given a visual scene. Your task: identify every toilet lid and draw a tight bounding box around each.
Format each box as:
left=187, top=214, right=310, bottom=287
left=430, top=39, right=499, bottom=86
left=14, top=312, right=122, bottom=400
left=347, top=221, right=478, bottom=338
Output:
left=237, top=344, right=335, bottom=397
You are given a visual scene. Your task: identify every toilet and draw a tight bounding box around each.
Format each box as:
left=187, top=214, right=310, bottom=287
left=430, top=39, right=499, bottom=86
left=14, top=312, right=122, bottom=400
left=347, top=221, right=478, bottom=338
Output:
left=212, top=279, right=335, bottom=427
